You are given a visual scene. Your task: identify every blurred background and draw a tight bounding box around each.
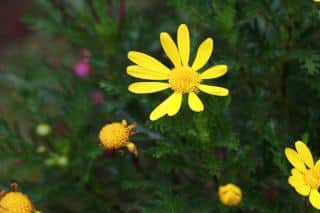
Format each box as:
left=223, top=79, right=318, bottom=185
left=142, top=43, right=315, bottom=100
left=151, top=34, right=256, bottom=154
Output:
left=0, top=0, right=29, bottom=56
left=0, top=0, right=320, bottom=212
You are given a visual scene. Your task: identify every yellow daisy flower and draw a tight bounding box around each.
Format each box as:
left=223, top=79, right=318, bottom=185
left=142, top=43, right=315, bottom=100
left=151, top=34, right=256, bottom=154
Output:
left=285, top=140, right=320, bottom=209
left=218, top=183, right=242, bottom=207
left=127, top=24, right=229, bottom=121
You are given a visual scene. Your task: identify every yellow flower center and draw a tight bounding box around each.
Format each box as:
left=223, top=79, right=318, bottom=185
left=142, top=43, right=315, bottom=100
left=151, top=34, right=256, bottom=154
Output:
left=304, top=169, right=320, bottom=189
left=99, top=122, right=131, bottom=149
left=169, top=66, right=201, bottom=93
left=0, top=192, right=35, bottom=213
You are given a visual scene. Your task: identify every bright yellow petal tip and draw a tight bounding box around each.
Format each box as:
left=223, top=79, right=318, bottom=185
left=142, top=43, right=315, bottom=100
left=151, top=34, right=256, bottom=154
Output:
left=127, top=24, right=228, bottom=121
left=177, top=24, right=190, bottom=66
left=149, top=93, right=182, bottom=121
left=188, top=92, right=204, bottom=112
left=309, top=189, right=320, bottom=209
left=160, top=32, right=181, bottom=68
left=128, top=82, right=170, bottom=94
left=192, top=38, right=214, bottom=71
left=126, top=65, right=169, bottom=80
left=295, top=140, right=314, bottom=168
left=284, top=147, right=306, bottom=172
left=200, top=65, right=228, bottom=80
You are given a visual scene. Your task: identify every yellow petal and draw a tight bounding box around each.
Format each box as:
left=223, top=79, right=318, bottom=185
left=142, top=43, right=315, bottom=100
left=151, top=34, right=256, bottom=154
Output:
left=188, top=92, right=204, bottom=112
left=294, top=183, right=311, bottom=197
left=309, top=189, right=320, bottom=209
left=198, top=84, right=229, bottom=96
left=128, top=82, right=169, bottom=94
left=160, top=32, right=181, bottom=68
left=127, top=65, right=169, bottom=80
left=192, top=38, right=214, bottom=71
left=285, top=148, right=306, bottom=172
left=167, top=93, right=183, bottom=116
left=295, top=141, right=314, bottom=168
left=149, top=93, right=176, bottom=121
left=200, top=65, right=228, bottom=79
left=288, top=176, right=310, bottom=196
left=291, top=168, right=304, bottom=181
left=126, top=142, right=138, bottom=157
left=177, top=24, right=190, bottom=66
left=314, top=160, right=320, bottom=174
left=128, top=51, right=171, bottom=74
left=288, top=175, right=304, bottom=188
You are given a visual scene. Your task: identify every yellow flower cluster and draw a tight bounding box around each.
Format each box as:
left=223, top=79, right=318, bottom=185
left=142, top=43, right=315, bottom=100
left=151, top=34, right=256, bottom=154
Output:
left=97, top=24, right=320, bottom=211
left=285, top=141, right=320, bottom=209
left=99, top=24, right=228, bottom=156
left=99, top=120, right=138, bottom=156
left=0, top=183, right=41, bottom=213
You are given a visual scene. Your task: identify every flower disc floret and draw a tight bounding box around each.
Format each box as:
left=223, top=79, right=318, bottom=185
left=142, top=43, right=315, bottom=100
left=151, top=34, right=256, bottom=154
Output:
left=169, top=67, right=201, bottom=93
left=99, top=122, right=130, bottom=149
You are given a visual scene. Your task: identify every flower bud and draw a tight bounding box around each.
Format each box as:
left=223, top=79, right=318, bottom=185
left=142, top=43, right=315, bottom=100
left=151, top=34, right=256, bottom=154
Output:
left=218, top=183, right=242, bottom=207
left=36, top=123, right=51, bottom=137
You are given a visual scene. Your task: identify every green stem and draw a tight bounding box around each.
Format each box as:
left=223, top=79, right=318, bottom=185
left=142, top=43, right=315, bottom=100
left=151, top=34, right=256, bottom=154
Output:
left=304, top=197, right=309, bottom=213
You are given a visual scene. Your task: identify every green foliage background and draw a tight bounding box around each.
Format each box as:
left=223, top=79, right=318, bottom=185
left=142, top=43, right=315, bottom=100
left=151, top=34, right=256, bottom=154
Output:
left=0, top=0, right=320, bottom=212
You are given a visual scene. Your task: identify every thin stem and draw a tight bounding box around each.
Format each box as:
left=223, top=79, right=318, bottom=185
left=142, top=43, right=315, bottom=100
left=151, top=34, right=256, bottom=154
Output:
left=132, top=155, right=147, bottom=178
left=213, top=175, right=219, bottom=192
left=304, top=197, right=309, bottom=213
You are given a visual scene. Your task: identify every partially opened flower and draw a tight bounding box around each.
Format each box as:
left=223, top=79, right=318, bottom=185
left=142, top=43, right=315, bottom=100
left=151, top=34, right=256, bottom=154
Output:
left=285, top=140, right=320, bottom=209
left=218, top=183, right=242, bottom=207
left=98, top=120, right=138, bottom=156
left=0, top=182, right=41, bottom=213
left=127, top=24, right=229, bottom=121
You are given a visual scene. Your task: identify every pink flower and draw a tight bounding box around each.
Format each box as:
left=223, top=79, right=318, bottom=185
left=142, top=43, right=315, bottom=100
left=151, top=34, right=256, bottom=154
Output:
left=73, top=59, right=91, bottom=78
left=90, top=90, right=104, bottom=105
left=73, top=49, right=91, bottom=78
